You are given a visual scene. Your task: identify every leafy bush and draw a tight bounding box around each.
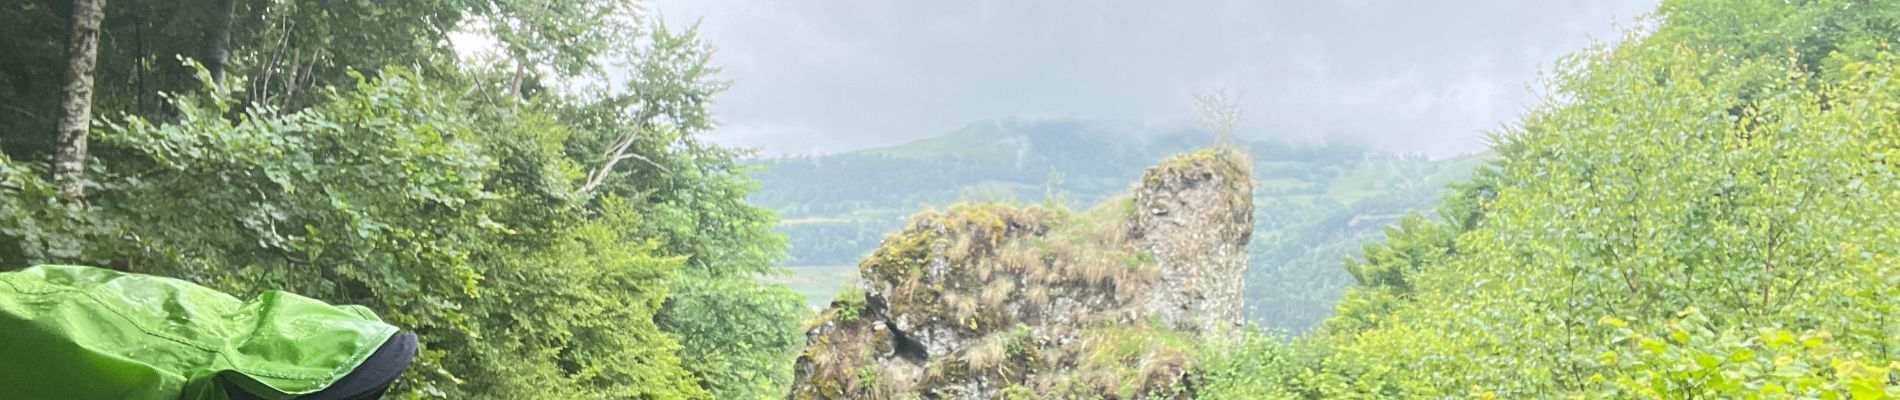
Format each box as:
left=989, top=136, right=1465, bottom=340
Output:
left=1, top=23, right=805, bottom=398
left=1197, top=0, right=1900, bottom=397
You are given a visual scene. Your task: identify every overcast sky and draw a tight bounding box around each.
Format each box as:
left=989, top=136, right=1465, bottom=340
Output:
left=649, top=0, right=1659, bottom=157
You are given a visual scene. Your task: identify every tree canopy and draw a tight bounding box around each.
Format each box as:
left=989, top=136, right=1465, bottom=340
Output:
left=0, top=1, right=801, bottom=398
left=1197, top=1, right=1900, bottom=397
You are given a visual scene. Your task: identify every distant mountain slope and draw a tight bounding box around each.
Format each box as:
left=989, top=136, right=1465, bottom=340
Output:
left=747, top=118, right=1484, bottom=332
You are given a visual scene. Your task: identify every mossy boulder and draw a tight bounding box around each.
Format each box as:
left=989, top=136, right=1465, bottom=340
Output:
left=787, top=149, right=1255, bottom=399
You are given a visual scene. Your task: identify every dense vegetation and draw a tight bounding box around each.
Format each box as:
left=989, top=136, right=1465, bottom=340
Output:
left=748, top=120, right=1482, bottom=332
left=4, top=0, right=1897, bottom=398
left=1199, top=0, right=1900, bottom=397
left=1, top=1, right=801, bottom=398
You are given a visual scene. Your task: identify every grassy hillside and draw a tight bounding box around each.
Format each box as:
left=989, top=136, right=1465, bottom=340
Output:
left=1196, top=1, right=1900, bottom=397
left=747, top=118, right=1483, bottom=332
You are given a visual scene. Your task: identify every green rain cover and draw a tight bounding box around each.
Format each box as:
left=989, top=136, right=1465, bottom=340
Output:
left=0, top=265, right=399, bottom=400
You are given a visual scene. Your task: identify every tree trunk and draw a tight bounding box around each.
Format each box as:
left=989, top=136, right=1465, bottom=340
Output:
left=204, top=0, right=236, bottom=84
left=53, top=0, right=107, bottom=200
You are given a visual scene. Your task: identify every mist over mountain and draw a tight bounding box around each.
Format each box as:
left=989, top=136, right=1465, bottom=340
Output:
left=657, top=0, right=1659, bottom=158
left=748, top=118, right=1482, bottom=332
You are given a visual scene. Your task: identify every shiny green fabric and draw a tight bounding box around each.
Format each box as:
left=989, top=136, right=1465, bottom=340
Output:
left=0, top=265, right=399, bottom=400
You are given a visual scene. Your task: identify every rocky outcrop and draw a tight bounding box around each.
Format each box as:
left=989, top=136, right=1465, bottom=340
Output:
left=1129, top=150, right=1255, bottom=335
left=787, top=148, right=1254, bottom=400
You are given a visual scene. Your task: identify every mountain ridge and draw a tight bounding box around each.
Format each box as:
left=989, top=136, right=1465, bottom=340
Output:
left=747, top=117, right=1484, bottom=332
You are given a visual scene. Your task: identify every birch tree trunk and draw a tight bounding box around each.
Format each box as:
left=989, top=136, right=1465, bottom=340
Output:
left=204, top=0, right=236, bottom=84
left=54, top=0, right=107, bottom=200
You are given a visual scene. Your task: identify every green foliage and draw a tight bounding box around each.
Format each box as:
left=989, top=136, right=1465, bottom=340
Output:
left=45, top=68, right=716, bottom=398
left=656, top=276, right=809, bottom=399
left=4, top=0, right=453, bottom=156
left=1072, top=323, right=1198, bottom=399
left=485, top=0, right=640, bottom=76
left=1324, top=212, right=1460, bottom=333
left=1342, top=214, right=1454, bottom=294
left=1, top=0, right=653, bottom=159
left=12, top=0, right=1899, bottom=398
left=0, top=7, right=804, bottom=397
left=99, top=68, right=493, bottom=325
left=449, top=198, right=708, bottom=399
left=1597, top=307, right=1900, bottom=398
left=1192, top=329, right=1318, bottom=400
left=0, top=157, right=97, bottom=263
left=1197, top=0, right=1900, bottom=397
left=835, top=287, right=867, bottom=322
left=559, top=23, right=786, bottom=279
left=546, top=23, right=807, bottom=398
left=1000, top=384, right=1036, bottom=400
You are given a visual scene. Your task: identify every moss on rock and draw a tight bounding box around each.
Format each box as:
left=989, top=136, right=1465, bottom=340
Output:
left=788, top=148, right=1254, bottom=399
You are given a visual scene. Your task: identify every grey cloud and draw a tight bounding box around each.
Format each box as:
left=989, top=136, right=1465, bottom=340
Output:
left=653, top=0, right=1658, bottom=157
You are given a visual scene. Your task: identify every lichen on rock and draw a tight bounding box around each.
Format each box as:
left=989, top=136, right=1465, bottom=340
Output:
left=788, top=148, right=1255, bottom=399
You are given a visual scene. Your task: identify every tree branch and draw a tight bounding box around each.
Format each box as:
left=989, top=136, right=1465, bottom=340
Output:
left=576, top=130, right=674, bottom=195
